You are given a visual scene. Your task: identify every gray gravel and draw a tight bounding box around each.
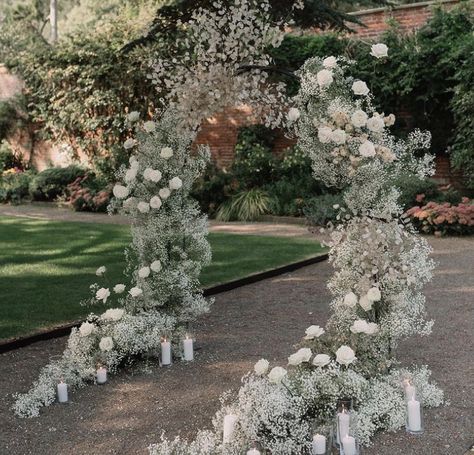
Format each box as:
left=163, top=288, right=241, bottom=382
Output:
left=0, top=236, right=473, bottom=455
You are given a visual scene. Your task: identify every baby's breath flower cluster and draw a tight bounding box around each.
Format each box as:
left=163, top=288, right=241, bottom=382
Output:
left=13, top=110, right=212, bottom=417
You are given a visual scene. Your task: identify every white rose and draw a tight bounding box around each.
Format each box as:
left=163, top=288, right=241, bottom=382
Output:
left=128, top=111, right=140, bottom=122
left=143, top=168, right=162, bottom=182
left=304, top=325, right=325, bottom=340
left=323, top=56, right=337, bottom=68
left=129, top=157, right=139, bottom=169
left=331, top=129, right=347, bottom=145
left=123, top=197, right=136, bottom=211
left=254, top=359, right=269, bottom=376
left=102, top=308, right=125, bottom=322
left=113, top=184, right=129, bottom=199
left=95, top=287, right=110, bottom=303
left=367, top=287, right=381, bottom=302
left=113, top=284, right=126, bottom=294
left=150, top=196, right=162, bottom=209
left=335, top=345, right=356, bottom=366
left=367, top=116, right=385, bottom=133
left=352, top=80, right=369, bottom=96
left=125, top=167, right=138, bottom=183
left=350, top=319, right=370, bottom=334
left=359, top=141, right=376, bottom=158
left=124, top=138, right=137, bottom=150
left=351, top=110, right=368, bottom=128
left=288, top=347, right=312, bottom=366
left=99, top=336, right=114, bottom=352
left=129, top=287, right=143, bottom=298
left=343, top=292, right=358, bottom=307
left=79, top=322, right=95, bottom=337
left=143, top=121, right=156, bottom=133
left=370, top=43, right=388, bottom=59
left=137, top=202, right=150, bottom=213
left=159, top=188, right=171, bottom=200
left=287, top=107, right=300, bottom=122
left=268, top=366, right=287, bottom=384
left=367, top=322, right=379, bottom=334
left=312, top=354, right=331, bottom=367
left=318, top=126, right=333, bottom=144
left=169, top=177, right=183, bottom=190
left=384, top=114, right=396, bottom=126
left=359, top=294, right=373, bottom=311
left=160, top=147, right=174, bottom=159
left=96, top=266, right=106, bottom=277
left=138, top=266, right=150, bottom=278
left=317, top=69, right=333, bottom=88
left=150, top=260, right=162, bottom=273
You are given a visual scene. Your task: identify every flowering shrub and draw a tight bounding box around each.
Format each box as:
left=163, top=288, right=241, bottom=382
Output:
left=406, top=198, right=474, bottom=236
left=64, top=174, right=111, bottom=213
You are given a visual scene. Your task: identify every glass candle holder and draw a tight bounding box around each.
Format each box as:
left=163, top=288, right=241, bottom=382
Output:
left=333, top=398, right=353, bottom=448
left=246, top=441, right=263, bottom=455
left=406, top=395, right=424, bottom=435
left=182, top=332, right=194, bottom=361
left=311, top=423, right=332, bottom=455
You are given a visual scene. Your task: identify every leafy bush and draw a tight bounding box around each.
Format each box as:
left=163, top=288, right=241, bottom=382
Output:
left=303, top=193, right=346, bottom=226
left=216, top=189, right=272, bottom=222
left=392, top=174, right=442, bottom=211
left=63, top=173, right=111, bottom=212
left=0, top=170, right=34, bottom=203
left=0, top=141, right=24, bottom=172
left=29, top=165, right=86, bottom=201
left=406, top=198, right=474, bottom=236
left=0, top=101, right=18, bottom=141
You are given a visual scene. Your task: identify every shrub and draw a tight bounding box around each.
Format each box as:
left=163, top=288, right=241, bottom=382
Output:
left=303, top=193, right=346, bottom=227
left=63, top=173, right=111, bottom=213
left=0, top=141, right=24, bottom=172
left=0, top=170, right=34, bottom=203
left=392, top=174, right=442, bottom=211
left=216, top=189, right=272, bottom=222
left=29, top=165, right=87, bottom=201
left=406, top=198, right=474, bottom=236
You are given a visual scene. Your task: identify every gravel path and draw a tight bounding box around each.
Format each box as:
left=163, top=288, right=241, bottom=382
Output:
left=0, top=237, right=472, bottom=455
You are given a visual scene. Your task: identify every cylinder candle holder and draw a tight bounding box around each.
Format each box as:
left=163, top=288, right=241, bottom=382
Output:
left=311, top=423, right=332, bottom=455
left=182, top=333, right=194, bottom=361
left=333, top=398, right=353, bottom=448
left=406, top=396, right=424, bottom=435
left=160, top=337, right=172, bottom=366
left=246, top=441, right=263, bottom=455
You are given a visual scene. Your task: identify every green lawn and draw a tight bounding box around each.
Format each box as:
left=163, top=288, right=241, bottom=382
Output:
left=0, top=216, right=325, bottom=340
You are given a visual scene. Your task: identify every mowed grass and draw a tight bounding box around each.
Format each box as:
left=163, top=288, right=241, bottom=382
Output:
left=0, top=216, right=325, bottom=340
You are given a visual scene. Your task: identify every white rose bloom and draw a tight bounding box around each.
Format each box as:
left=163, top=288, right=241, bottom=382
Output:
left=113, top=284, right=126, bottom=294
left=343, top=292, right=358, bottom=307
left=254, top=359, right=270, bottom=376
left=305, top=325, right=325, bottom=340
left=123, top=197, right=136, bottom=211
left=159, top=188, right=171, bottom=200
left=331, top=129, right=347, bottom=145
left=384, top=113, right=396, bottom=126
left=169, top=177, right=183, bottom=190
left=367, top=116, right=385, bottom=133
left=137, top=202, right=150, bottom=213
left=149, top=170, right=162, bottom=183
left=125, top=167, right=138, bottom=183
left=312, top=354, right=331, bottom=367
left=95, top=287, right=110, bottom=303
left=138, top=266, right=151, bottom=278
left=367, top=287, right=382, bottom=302
left=288, top=347, right=312, bottom=366
left=317, top=69, right=333, bottom=88
left=96, top=266, right=106, bottom=277
left=79, top=322, right=95, bottom=337
left=124, top=138, right=137, bottom=150
left=160, top=147, right=174, bottom=159
left=113, top=184, right=129, bottom=199
left=128, top=111, right=140, bottom=122
left=351, top=110, right=368, bottom=128
left=143, top=121, right=156, bottom=133
left=129, top=287, right=143, bottom=298
left=150, top=196, right=162, bottom=210
left=102, top=308, right=125, bottom=322
left=268, top=366, right=287, bottom=384
left=99, top=336, right=114, bottom=352
left=359, top=294, right=373, bottom=311
left=129, top=157, right=139, bottom=169
left=287, top=107, right=300, bottom=122
left=370, top=43, right=388, bottom=59
left=367, top=322, right=379, bottom=334
left=323, top=56, right=337, bottom=68
left=350, top=319, right=371, bottom=334
left=352, top=80, right=370, bottom=96
left=359, top=141, right=376, bottom=158
left=143, top=168, right=154, bottom=181
left=318, top=126, right=333, bottom=144
left=150, top=260, right=162, bottom=273
left=335, top=345, right=356, bottom=366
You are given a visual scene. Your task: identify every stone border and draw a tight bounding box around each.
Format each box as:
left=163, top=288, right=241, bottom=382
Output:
left=349, top=0, right=459, bottom=17
left=0, top=253, right=328, bottom=354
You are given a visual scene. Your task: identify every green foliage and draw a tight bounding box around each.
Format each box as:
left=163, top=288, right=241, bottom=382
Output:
left=0, top=101, right=18, bottom=141
left=216, top=188, right=272, bottom=221
left=0, top=141, right=24, bottom=171
left=392, top=174, right=442, bottom=211
left=61, top=172, right=111, bottom=213
left=303, top=193, right=345, bottom=226
left=0, top=170, right=34, bottom=203
left=29, top=165, right=86, bottom=201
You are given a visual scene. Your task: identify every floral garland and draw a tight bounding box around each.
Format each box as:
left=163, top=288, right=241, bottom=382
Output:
left=13, top=110, right=212, bottom=417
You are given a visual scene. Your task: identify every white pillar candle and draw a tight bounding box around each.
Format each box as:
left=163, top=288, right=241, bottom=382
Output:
left=405, top=384, right=416, bottom=401
left=337, top=410, right=350, bottom=444
left=312, top=434, right=326, bottom=454
left=223, top=414, right=237, bottom=443
left=183, top=337, right=194, bottom=361
left=407, top=398, right=422, bottom=431
left=342, top=435, right=356, bottom=455
left=246, top=450, right=260, bottom=455
left=57, top=381, right=68, bottom=403
left=96, top=367, right=107, bottom=384
left=161, top=339, right=172, bottom=365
